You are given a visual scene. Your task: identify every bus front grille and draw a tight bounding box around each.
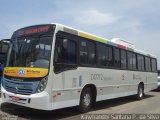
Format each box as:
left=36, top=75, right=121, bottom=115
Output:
left=3, top=78, right=39, bottom=95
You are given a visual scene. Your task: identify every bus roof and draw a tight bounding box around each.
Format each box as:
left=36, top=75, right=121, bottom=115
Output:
left=53, top=23, right=156, bottom=58
left=54, top=23, right=127, bottom=48
left=12, top=23, right=156, bottom=58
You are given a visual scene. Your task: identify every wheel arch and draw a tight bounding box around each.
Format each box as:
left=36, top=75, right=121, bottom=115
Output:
left=139, top=82, right=144, bottom=89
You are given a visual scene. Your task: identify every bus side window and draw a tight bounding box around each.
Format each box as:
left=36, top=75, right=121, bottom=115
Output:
left=54, top=36, right=63, bottom=73
left=105, top=46, right=113, bottom=67
left=54, top=36, right=77, bottom=73
left=127, top=51, right=133, bottom=70
left=79, top=40, right=88, bottom=64
left=145, top=57, right=151, bottom=72
left=97, top=44, right=106, bottom=66
left=54, top=36, right=62, bottom=64
left=88, top=41, right=96, bottom=65
left=114, top=48, right=120, bottom=68
left=62, top=39, right=77, bottom=64
left=121, top=49, right=127, bottom=69
left=132, top=53, right=137, bottom=70
left=137, top=55, right=145, bottom=71
left=151, top=58, right=157, bottom=72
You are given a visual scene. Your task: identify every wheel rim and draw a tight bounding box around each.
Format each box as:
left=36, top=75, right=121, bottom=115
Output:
left=139, top=87, right=143, bottom=98
left=83, top=93, right=91, bottom=107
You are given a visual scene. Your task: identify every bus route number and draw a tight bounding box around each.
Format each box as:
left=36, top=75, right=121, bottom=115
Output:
left=91, top=74, right=104, bottom=81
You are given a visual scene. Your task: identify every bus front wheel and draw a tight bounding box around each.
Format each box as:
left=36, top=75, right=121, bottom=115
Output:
left=78, top=87, right=92, bottom=113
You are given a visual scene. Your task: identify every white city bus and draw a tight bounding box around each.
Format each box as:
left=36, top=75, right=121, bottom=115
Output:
left=1, top=24, right=157, bottom=112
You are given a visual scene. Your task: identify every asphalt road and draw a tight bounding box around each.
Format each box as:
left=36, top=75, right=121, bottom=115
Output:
left=0, top=90, right=160, bottom=120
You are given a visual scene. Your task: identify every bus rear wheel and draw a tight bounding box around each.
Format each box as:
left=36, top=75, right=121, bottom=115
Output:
left=136, top=84, right=144, bottom=100
left=78, top=87, right=92, bottom=113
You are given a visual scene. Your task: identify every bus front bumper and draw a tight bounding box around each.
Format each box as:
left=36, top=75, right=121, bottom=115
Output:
left=1, top=86, right=52, bottom=110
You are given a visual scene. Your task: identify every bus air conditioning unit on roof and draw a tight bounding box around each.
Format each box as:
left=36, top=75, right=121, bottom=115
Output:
left=111, top=38, right=135, bottom=49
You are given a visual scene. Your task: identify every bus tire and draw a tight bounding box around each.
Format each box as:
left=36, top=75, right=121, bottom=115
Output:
left=136, top=84, right=144, bottom=100
left=78, top=87, right=92, bottom=113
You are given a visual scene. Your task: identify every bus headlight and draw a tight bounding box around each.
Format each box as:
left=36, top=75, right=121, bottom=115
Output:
left=37, top=76, right=48, bottom=93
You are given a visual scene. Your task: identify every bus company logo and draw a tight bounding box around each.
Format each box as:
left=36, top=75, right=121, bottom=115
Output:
left=19, top=69, right=26, bottom=76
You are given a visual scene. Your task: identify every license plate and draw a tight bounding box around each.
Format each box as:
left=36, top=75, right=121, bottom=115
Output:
left=11, top=96, right=20, bottom=101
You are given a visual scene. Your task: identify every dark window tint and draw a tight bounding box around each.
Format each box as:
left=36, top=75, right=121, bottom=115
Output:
left=145, top=57, right=151, bottom=71
left=88, top=41, right=96, bottom=65
left=54, top=34, right=78, bottom=73
left=80, top=40, right=88, bottom=64
left=114, top=48, right=120, bottom=68
left=54, top=36, right=62, bottom=64
left=121, top=50, right=127, bottom=69
left=132, top=53, right=137, bottom=70
left=137, top=55, right=141, bottom=70
left=141, top=56, right=145, bottom=71
left=127, top=52, right=133, bottom=70
left=106, top=46, right=113, bottom=67
left=151, top=58, right=157, bottom=72
left=97, top=44, right=106, bottom=66
left=137, top=55, right=145, bottom=71
left=62, top=39, right=77, bottom=64
left=127, top=52, right=137, bottom=70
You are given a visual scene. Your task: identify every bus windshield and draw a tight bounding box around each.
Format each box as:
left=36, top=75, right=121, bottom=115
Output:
left=8, top=36, right=52, bottom=69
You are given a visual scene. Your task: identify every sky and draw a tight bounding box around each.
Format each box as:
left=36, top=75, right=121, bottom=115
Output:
left=0, top=0, right=160, bottom=68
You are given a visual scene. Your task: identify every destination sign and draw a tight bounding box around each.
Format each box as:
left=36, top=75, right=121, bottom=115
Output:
left=11, top=24, right=55, bottom=38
